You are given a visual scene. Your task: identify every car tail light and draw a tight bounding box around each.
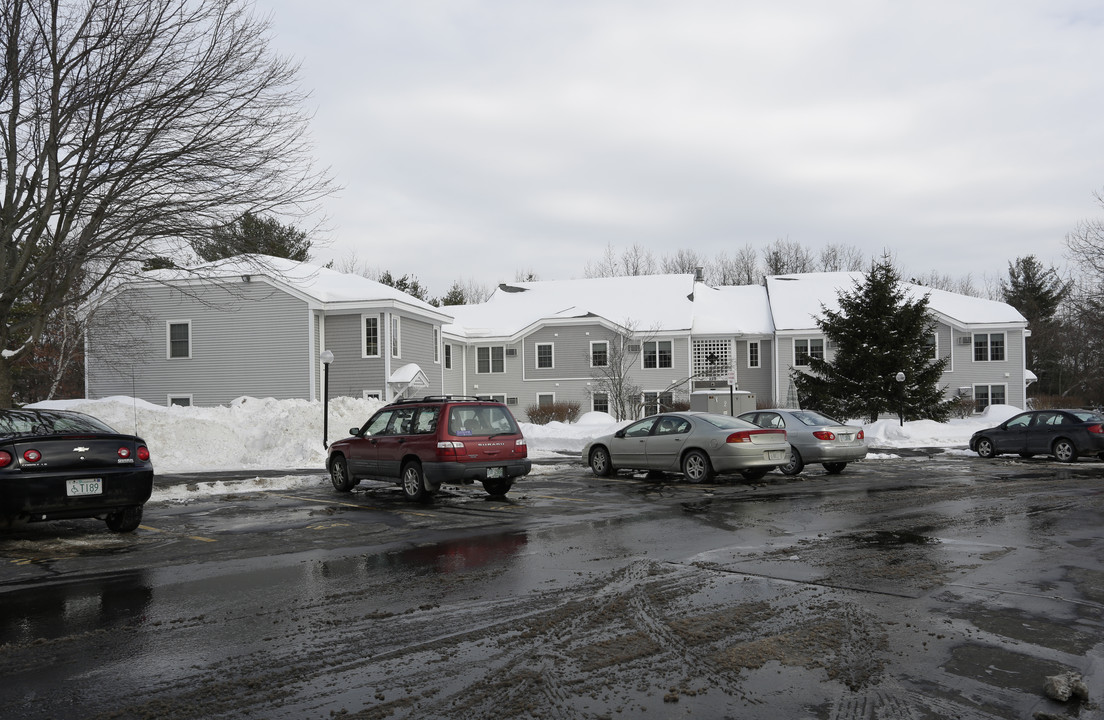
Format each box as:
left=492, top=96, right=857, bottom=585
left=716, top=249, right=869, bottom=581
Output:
left=137, top=446, right=150, bottom=461
left=813, top=431, right=836, bottom=441
left=23, top=449, right=41, bottom=463
left=118, top=447, right=131, bottom=459
left=515, top=438, right=528, bottom=456
left=437, top=441, right=465, bottom=459
left=0, top=451, right=11, bottom=468
left=1088, top=424, right=1103, bottom=435
left=726, top=429, right=786, bottom=443
left=857, top=429, right=865, bottom=440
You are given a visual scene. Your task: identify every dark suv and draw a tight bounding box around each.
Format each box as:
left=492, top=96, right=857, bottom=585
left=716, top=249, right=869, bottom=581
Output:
left=326, top=396, right=532, bottom=502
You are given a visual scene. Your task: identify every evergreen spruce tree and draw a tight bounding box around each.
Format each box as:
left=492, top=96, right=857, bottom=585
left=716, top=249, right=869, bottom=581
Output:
left=1000, top=256, right=1069, bottom=396
left=193, top=212, right=312, bottom=262
left=792, top=255, right=954, bottom=422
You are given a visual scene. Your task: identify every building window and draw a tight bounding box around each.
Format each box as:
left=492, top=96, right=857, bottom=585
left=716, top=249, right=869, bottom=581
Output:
left=363, top=316, right=380, bottom=358
left=537, top=393, right=555, bottom=407
left=974, top=333, right=1005, bottom=362
left=168, top=395, right=192, bottom=407
left=536, top=343, right=554, bottom=369
left=434, top=327, right=440, bottom=364
left=477, top=346, right=505, bottom=373
left=590, top=341, right=608, bottom=367
left=642, top=391, right=674, bottom=416
left=391, top=316, right=401, bottom=358
left=592, top=392, right=609, bottom=414
left=167, top=321, right=191, bottom=359
left=444, top=344, right=452, bottom=370
left=643, top=340, right=673, bottom=369
left=924, top=333, right=938, bottom=360
left=794, top=338, right=824, bottom=367
left=482, top=393, right=506, bottom=404
left=973, top=384, right=1006, bottom=413
left=748, top=341, right=760, bottom=369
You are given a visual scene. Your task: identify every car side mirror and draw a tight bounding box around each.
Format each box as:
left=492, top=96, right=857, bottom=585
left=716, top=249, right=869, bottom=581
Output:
left=350, top=427, right=363, bottom=436
left=614, top=429, right=626, bottom=439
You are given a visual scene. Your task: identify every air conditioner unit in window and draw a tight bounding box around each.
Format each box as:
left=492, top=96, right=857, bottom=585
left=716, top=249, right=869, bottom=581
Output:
left=505, top=348, right=517, bottom=357
left=628, top=344, right=641, bottom=352
left=507, top=397, right=518, bottom=405
left=958, top=337, right=972, bottom=345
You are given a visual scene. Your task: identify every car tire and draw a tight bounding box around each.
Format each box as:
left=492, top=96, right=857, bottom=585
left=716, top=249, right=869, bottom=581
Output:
left=482, top=478, right=513, bottom=497
left=1052, top=438, right=1077, bottom=463
left=976, top=437, right=996, bottom=459
left=740, top=468, right=768, bottom=481
left=589, top=446, right=615, bottom=477
left=329, top=455, right=356, bottom=492
left=105, top=505, right=143, bottom=533
left=681, top=450, right=714, bottom=483
left=778, top=448, right=804, bottom=475
left=822, top=462, right=847, bottom=474
left=401, top=461, right=432, bottom=503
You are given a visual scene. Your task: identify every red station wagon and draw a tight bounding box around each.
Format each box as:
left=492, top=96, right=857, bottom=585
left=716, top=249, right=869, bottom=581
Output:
left=326, top=396, right=532, bottom=502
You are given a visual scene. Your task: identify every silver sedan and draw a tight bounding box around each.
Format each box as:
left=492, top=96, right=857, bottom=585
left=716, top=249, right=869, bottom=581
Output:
left=582, top=411, right=790, bottom=482
left=737, top=409, right=866, bottom=475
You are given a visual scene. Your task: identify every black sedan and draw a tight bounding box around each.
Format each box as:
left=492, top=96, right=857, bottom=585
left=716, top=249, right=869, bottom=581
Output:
left=969, top=409, right=1104, bottom=463
left=0, top=408, right=154, bottom=532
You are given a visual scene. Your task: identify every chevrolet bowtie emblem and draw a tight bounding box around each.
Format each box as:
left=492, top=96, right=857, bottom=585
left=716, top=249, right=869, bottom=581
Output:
left=73, top=446, right=90, bottom=452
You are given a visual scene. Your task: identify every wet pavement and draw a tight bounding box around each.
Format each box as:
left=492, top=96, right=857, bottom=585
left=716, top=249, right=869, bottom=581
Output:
left=0, top=454, right=1102, bottom=719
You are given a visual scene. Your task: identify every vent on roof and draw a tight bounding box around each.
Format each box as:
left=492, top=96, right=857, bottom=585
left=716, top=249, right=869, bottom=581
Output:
left=505, top=348, right=518, bottom=357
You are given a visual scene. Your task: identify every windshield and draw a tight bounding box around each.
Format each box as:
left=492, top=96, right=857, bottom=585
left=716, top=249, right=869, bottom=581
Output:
left=790, top=410, right=841, bottom=426
left=0, top=409, right=118, bottom=437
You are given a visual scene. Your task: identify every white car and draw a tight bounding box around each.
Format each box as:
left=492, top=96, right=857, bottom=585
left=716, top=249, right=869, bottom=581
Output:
left=738, top=409, right=866, bottom=475
left=582, top=412, right=790, bottom=482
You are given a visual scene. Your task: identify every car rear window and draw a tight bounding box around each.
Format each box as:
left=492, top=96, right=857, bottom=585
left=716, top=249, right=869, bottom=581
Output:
left=0, top=410, right=117, bottom=436
left=1071, top=411, right=1104, bottom=423
left=696, top=414, right=760, bottom=431
left=791, top=410, right=840, bottom=426
left=447, top=405, right=519, bottom=436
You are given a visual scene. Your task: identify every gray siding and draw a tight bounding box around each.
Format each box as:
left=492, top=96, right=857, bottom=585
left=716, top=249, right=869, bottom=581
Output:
left=87, top=282, right=310, bottom=406
left=323, top=310, right=443, bottom=400
left=734, top=339, right=774, bottom=406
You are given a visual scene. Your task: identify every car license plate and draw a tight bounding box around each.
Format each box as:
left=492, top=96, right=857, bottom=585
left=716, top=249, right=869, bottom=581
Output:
left=66, top=478, right=103, bottom=496
left=840, top=433, right=853, bottom=441
left=486, top=467, right=504, bottom=478
left=767, top=450, right=785, bottom=460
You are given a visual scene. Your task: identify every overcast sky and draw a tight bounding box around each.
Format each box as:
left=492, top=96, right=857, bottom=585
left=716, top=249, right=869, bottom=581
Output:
left=258, top=0, right=1103, bottom=297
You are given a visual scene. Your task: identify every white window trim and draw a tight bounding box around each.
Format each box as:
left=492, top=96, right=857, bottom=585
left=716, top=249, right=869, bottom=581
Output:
left=167, top=394, right=193, bottom=407
left=589, top=340, right=609, bottom=368
left=747, top=340, right=760, bottom=369
left=484, top=393, right=507, bottom=404
left=535, top=342, right=555, bottom=369
left=166, top=320, right=192, bottom=360
left=536, top=392, right=556, bottom=406
left=433, top=326, right=441, bottom=364
left=444, top=343, right=452, bottom=370
left=641, top=339, right=674, bottom=370
left=972, top=332, right=1006, bottom=363
left=391, top=315, right=401, bottom=358
left=793, top=337, right=824, bottom=367
left=591, top=391, right=609, bottom=413
left=973, top=383, right=1008, bottom=412
left=362, top=390, right=381, bottom=400
left=476, top=345, right=506, bottom=374
left=361, top=314, right=381, bottom=359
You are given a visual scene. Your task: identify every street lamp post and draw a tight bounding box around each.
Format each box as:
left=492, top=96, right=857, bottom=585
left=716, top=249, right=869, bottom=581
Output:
left=895, top=371, right=906, bottom=426
left=321, top=350, right=334, bottom=448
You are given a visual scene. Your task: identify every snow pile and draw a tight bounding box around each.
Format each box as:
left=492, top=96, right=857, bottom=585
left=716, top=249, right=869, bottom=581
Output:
left=26, top=396, right=1026, bottom=474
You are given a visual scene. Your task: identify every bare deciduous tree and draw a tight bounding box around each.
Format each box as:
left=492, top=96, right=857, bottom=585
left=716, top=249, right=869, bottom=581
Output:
left=660, top=248, right=705, bottom=275
left=762, top=238, right=815, bottom=275
left=0, top=0, right=333, bottom=406
left=818, top=243, right=866, bottom=272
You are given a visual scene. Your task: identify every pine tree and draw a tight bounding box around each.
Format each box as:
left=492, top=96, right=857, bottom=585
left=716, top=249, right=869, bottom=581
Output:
left=792, top=255, right=954, bottom=422
left=1000, top=256, right=1069, bottom=396
left=193, top=212, right=312, bottom=262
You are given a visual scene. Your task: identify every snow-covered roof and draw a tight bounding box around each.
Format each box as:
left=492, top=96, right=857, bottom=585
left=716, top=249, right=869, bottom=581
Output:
left=691, top=284, right=774, bottom=335
left=765, top=272, right=1026, bottom=331
left=142, top=255, right=448, bottom=317
left=445, top=274, right=697, bottom=338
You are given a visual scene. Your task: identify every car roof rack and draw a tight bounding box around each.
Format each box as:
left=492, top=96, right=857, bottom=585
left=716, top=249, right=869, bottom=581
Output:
left=388, top=395, right=492, bottom=405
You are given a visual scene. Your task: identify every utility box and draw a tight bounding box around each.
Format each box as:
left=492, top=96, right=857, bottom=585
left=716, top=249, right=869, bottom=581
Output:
left=690, top=389, right=756, bottom=416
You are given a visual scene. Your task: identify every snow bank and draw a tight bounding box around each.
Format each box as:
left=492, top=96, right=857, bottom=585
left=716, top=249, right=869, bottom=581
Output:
left=26, top=396, right=1025, bottom=474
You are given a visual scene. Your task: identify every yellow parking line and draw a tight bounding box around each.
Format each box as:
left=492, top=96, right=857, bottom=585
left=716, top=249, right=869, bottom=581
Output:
left=272, top=493, right=437, bottom=518
left=139, top=524, right=217, bottom=542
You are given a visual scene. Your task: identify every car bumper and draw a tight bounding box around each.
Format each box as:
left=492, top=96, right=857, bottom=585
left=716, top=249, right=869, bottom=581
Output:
left=423, top=459, right=532, bottom=486
left=0, top=468, right=154, bottom=523
left=800, top=443, right=868, bottom=463
left=708, top=446, right=790, bottom=473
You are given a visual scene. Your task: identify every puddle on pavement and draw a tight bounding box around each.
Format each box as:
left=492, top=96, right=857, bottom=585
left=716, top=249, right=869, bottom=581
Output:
left=845, top=529, right=941, bottom=546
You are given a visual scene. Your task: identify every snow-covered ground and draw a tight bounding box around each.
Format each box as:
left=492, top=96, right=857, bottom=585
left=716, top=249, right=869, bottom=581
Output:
left=28, top=395, right=1024, bottom=476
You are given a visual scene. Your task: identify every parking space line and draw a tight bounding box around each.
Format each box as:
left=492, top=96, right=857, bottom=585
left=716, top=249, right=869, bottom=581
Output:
left=139, top=525, right=217, bottom=542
